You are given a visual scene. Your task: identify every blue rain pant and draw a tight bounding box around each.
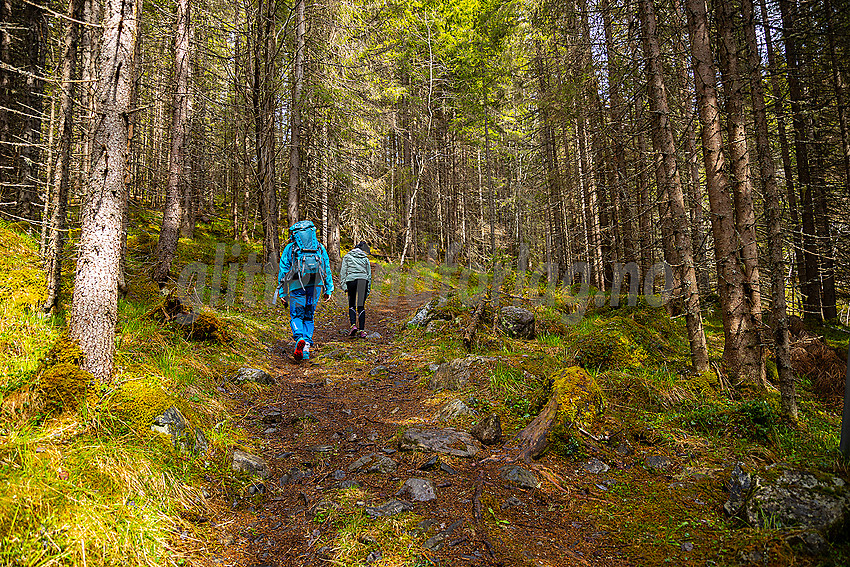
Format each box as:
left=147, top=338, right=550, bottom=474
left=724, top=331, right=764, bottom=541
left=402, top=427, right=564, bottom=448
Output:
left=289, top=286, right=318, bottom=345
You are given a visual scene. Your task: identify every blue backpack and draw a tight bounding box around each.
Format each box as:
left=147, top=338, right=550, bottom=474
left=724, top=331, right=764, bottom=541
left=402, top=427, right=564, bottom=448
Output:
left=281, top=221, right=327, bottom=294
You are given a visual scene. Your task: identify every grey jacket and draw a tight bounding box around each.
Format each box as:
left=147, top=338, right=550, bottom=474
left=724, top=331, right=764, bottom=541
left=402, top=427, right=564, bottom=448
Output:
left=340, top=248, right=372, bottom=290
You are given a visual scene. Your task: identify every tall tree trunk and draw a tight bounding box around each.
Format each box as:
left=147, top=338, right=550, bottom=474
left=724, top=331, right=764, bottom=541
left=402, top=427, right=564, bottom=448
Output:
left=686, top=0, right=752, bottom=383
left=743, top=0, right=797, bottom=419
left=639, top=0, right=709, bottom=373
left=0, top=0, right=12, bottom=194
left=637, top=126, right=653, bottom=273
left=152, top=0, right=191, bottom=284
left=826, top=0, right=850, bottom=201
left=17, top=2, right=46, bottom=222
left=253, top=0, right=280, bottom=264
left=43, top=0, right=83, bottom=314
left=70, top=0, right=138, bottom=382
left=759, top=0, right=804, bottom=311
left=289, top=0, right=306, bottom=226
left=778, top=0, right=821, bottom=321
left=716, top=0, right=765, bottom=385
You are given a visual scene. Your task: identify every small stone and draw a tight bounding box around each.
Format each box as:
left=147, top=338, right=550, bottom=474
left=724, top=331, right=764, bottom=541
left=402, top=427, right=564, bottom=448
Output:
left=681, top=542, right=694, bottom=553
left=364, top=499, right=414, bottom=518
left=500, top=465, right=539, bottom=490
left=232, top=449, right=270, bottom=478
left=332, top=470, right=346, bottom=481
left=419, top=455, right=440, bottom=471
left=440, top=462, right=457, bottom=475
left=398, top=478, right=437, bottom=502
left=369, top=366, right=388, bottom=376
left=365, top=549, right=383, bottom=563
left=338, top=480, right=361, bottom=489
left=583, top=458, right=609, bottom=475
left=645, top=454, right=671, bottom=472
left=501, top=496, right=523, bottom=509
left=470, top=413, right=502, bottom=445
left=231, top=368, right=275, bottom=385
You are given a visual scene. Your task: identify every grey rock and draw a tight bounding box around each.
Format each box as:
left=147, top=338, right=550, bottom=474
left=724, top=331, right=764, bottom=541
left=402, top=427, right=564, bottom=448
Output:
left=261, top=410, right=282, bottom=424
left=680, top=542, right=694, bottom=553
left=308, top=445, right=335, bottom=453
left=500, top=465, right=540, bottom=490
left=418, top=455, right=440, bottom=471
left=365, top=549, right=383, bottom=563
left=723, top=462, right=753, bottom=517
left=231, top=368, right=275, bottom=385
left=364, top=499, right=414, bottom=518
left=399, top=428, right=480, bottom=458
left=440, top=462, right=457, bottom=475
left=338, top=480, right=361, bottom=489
left=365, top=332, right=382, bottom=340
left=501, top=496, right=523, bottom=509
left=498, top=306, right=536, bottom=339
left=744, top=470, right=850, bottom=534
left=151, top=407, right=208, bottom=455
left=428, top=358, right=474, bottom=391
left=645, top=454, right=672, bottom=472
left=332, top=470, right=347, bottom=481
left=583, top=458, right=610, bottom=475
left=786, top=530, right=829, bottom=556
left=408, top=298, right=445, bottom=327
left=398, top=478, right=437, bottom=502
left=348, top=453, right=398, bottom=474
left=422, top=519, right=463, bottom=551
left=470, top=413, right=502, bottom=445
left=369, top=366, right=388, bottom=376
left=232, top=449, right=270, bottom=478
left=434, top=399, right=475, bottom=422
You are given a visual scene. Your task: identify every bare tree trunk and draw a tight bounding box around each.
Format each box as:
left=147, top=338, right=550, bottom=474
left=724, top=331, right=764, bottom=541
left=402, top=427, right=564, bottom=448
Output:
left=43, top=0, right=83, bottom=314
left=743, top=0, right=796, bottom=419
left=639, top=0, right=709, bottom=373
left=778, top=0, right=821, bottom=321
left=637, top=126, right=653, bottom=272
left=759, top=0, right=804, bottom=310
left=70, top=0, right=138, bottom=382
left=716, top=0, right=765, bottom=386
left=288, top=0, right=305, bottom=226
left=152, top=0, right=190, bottom=283
left=686, top=0, right=751, bottom=383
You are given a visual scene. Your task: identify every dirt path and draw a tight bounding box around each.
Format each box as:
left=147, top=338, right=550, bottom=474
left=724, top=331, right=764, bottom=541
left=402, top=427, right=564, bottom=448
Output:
left=199, top=279, right=631, bottom=567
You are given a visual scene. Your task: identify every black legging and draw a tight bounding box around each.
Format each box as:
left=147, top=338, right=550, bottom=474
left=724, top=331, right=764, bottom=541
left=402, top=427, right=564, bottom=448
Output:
left=346, top=279, right=369, bottom=330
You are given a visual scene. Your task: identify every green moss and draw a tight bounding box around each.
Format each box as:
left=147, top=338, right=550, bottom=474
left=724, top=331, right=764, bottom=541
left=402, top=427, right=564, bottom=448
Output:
left=40, top=333, right=85, bottom=368
left=39, top=363, right=91, bottom=415
left=551, top=366, right=605, bottom=428
left=106, top=380, right=181, bottom=434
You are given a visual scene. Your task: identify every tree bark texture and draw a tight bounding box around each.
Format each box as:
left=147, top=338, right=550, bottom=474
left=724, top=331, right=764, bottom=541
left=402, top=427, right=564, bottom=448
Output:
left=716, top=0, right=764, bottom=385
left=70, top=0, right=138, bottom=383
left=288, top=0, right=305, bottom=227
left=742, top=0, right=797, bottom=420
left=152, top=0, right=191, bottom=283
left=638, top=0, right=709, bottom=373
left=43, top=0, right=83, bottom=314
left=686, top=0, right=753, bottom=383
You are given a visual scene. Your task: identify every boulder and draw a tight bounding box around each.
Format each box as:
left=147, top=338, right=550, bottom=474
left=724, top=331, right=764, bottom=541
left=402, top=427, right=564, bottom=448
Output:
left=365, top=499, right=414, bottom=518
left=743, top=469, right=850, bottom=535
left=151, top=407, right=208, bottom=455
left=434, top=399, right=475, bottom=422
left=408, top=298, right=444, bottom=327
left=470, top=413, right=502, bottom=445
left=498, top=306, right=536, bottom=339
left=399, top=428, right=480, bottom=458
left=428, top=358, right=473, bottom=391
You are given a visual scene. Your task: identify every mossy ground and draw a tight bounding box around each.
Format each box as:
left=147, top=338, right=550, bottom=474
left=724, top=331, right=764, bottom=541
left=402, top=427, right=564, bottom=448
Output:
left=3, top=215, right=849, bottom=566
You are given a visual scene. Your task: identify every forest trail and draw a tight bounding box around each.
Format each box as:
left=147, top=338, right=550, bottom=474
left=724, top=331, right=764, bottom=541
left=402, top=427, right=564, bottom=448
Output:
left=197, top=267, right=631, bottom=567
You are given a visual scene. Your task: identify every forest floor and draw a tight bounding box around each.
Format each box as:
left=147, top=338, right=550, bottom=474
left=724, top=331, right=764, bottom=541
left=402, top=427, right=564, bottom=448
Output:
left=188, top=264, right=846, bottom=567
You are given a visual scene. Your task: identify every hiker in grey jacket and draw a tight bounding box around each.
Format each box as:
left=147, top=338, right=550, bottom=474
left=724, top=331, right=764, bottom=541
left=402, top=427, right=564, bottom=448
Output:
left=340, top=242, right=372, bottom=337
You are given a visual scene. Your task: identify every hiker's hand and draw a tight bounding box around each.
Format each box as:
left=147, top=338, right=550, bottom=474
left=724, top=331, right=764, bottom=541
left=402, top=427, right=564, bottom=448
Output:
left=323, top=293, right=332, bottom=302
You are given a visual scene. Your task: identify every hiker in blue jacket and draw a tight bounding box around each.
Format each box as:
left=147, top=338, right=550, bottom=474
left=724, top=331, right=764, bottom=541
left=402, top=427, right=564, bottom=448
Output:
left=278, top=221, right=334, bottom=361
left=340, top=242, right=372, bottom=338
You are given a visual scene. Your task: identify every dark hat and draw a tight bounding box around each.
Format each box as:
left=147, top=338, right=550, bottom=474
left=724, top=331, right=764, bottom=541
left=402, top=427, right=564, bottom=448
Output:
left=356, top=241, right=370, bottom=254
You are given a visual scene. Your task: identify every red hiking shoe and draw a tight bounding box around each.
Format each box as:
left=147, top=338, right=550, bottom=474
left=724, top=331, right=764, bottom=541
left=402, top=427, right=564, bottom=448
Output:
left=294, top=339, right=306, bottom=361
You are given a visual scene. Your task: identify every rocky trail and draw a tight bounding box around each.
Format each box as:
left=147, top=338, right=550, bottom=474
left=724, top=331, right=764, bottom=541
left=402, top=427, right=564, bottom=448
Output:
left=196, top=289, right=633, bottom=567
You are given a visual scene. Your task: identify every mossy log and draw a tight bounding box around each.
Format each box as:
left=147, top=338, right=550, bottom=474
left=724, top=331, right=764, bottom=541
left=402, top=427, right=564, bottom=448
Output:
left=507, top=366, right=604, bottom=462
